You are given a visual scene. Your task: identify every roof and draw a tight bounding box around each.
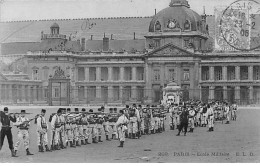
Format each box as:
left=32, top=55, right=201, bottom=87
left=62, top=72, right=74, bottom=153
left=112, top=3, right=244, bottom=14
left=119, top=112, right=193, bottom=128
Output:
left=51, top=23, right=60, bottom=28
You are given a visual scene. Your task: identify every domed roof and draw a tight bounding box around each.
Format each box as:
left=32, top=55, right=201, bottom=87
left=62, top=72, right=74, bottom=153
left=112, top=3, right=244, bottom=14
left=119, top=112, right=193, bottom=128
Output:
left=51, top=23, right=60, bottom=28
left=149, top=0, right=202, bottom=32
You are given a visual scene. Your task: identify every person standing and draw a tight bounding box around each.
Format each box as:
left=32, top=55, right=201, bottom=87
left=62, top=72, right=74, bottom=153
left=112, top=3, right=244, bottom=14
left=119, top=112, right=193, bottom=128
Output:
left=101, top=107, right=111, bottom=141
left=81, top=108, right=91, bottom=145
left=50, top=109, right=62, bottom=150
left=207, top=104, right=214, bottom=132
left=0, top=107, right=17, bottom=157
left=87, top=109, right=98, bottom=143
left=36, top=109, right=51, bottom=152
left=115, top=109, right=129, bottom=148
left=224, top=103, right=230, bottom=124
left=188, top=106, right=195, bottom=133
left=14, top=110, right=33, bottom=156
left=176, top=106, right=189, bottom=136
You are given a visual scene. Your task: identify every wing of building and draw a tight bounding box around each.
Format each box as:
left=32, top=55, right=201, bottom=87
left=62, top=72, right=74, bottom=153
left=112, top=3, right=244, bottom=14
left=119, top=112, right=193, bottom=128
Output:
left=0, top=0, right=260, bottom=106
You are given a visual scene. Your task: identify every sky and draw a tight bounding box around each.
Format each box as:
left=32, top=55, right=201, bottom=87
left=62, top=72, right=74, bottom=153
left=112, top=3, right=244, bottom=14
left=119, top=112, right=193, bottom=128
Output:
left=0, top=0, right=237, bottom=22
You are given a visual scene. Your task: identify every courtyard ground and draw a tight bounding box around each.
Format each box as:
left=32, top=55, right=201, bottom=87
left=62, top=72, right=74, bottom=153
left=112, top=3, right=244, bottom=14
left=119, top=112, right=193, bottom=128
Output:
left=0, top=106, right=259, bottom=163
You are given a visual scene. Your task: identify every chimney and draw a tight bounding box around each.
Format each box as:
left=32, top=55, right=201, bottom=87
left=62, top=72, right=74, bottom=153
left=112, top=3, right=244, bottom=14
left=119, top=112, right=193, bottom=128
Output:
left=155, top=9, right=157, bottom=15
left=111, top=34, right=113, bottom=40
left=103, top=37, right=109, bottom=51
left=81, top=38, right=86, bottom=51
left=134, top=32, right=136, bottom=40
left=90, top=35, right=93, bottom=40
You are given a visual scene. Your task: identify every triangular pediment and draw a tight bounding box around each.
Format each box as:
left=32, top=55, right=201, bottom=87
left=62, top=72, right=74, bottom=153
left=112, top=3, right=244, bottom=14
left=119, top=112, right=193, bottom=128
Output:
left=146, top=43, right=194, bottom=57
left=0, top=73, right=8, bottom=81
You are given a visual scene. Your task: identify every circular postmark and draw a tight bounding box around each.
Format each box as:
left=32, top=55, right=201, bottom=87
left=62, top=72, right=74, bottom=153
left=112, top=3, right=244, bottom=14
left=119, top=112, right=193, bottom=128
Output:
left=220, top=0, right=260, bottom=51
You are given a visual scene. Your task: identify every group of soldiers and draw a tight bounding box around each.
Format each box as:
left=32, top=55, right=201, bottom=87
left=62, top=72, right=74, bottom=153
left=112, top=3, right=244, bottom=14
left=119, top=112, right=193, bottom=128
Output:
left=0, top=104, right=167, bottom=157
left=168, top=101, right=238, bottom=136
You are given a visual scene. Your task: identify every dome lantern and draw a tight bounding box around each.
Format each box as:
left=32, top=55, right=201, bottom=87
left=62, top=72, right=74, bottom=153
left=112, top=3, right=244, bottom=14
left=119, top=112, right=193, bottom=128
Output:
left=50, top=23, right=60, bottom=35
left=169, top=0, right=190, bottom=8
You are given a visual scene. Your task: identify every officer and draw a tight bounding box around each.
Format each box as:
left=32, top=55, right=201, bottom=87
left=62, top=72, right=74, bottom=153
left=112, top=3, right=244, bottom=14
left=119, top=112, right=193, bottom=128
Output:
left=14, top=110, right=33, bottom=156
left=0, top=107, right=17, bottom=157
left=115, top=110, right=129, bottom=148
left=50, top=109, right=62, bottom=150
left=36, top=109, right=51, bottom=152
left=188, top=106, right=195, bottom=133
left=101, top=106, right=111, bottom=141
left=176, top=106, right=189, bottom=136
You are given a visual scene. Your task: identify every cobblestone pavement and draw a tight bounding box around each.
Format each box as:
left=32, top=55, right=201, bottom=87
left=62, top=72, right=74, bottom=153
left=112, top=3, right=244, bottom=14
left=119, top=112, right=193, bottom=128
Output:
left=0, top=106, right=259, bottom=163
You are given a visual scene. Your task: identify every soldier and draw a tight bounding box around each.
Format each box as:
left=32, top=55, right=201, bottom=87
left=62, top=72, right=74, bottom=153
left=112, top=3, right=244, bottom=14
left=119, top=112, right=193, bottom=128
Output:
left=87, top=109, right=98, bottom=143
left=124, top=105, right=130, bottom=138
left=188, top=106, right=195, bottom=132
left=231, top=103, right=237, bottom=121
left=101, top=106, right=111, bottom=141
left=201, top=104, right=208, bottom=127
left=36, top=109, right=51, bottom=152
left=138, top=105, right=145, bottom=135
left=115, top=109, right=129, bottom=148
left=77, top=108, right=85, bottom=145
left=59, top=108, right=66, bottom=149
left=97, top=108, right=104, bottom=142
left=14, top=110, right=33, bottom=156
left=176, top=106, right=182, bottom=130
left=128, top=107, right=138, bottom=139
left=81, top=108, right=91, bottom=145
left=66, top=108, right=76, bottom=148
left=224, top=103, right=230, bottom=124
left=169, top=104, right=176, bottom=130
left=108, top=108, right=116, bottom=140
left=50, top=109, right=63, bottom=150
left=149, top=106, right=155, bottom=134
left=0, top=107, right=17, bottom=157
left=207, top=104, right=214, bottom=132
left=143, top=105, right=151, bottom=135
left=176, top=106, right=189, bottom=136
left=74, top=109, right=82, bottom=146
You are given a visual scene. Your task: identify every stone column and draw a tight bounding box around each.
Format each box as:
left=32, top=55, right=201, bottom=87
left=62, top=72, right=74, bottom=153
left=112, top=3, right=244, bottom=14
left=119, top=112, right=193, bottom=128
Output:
left=131, top=86, right=137, bottom=101
left=33, top=86, right=38, bottom=101
left=235, top=86, right=241, bottom=104
left=84, top=86, right=88, bottom=102
left=145, top=63, right=152, bottom=102
left=223, top=86, right=228, bottom=101
left=132, top=66, right=137, bottom=81
left=96, top=86, right=101, bottom=101
left=119, top=86, right=123, bottom=102
left=75, top=67, right=79, bottom=81
left=209, top=86, right=215, bottom=101
left=120, top=67, right=125, bottom=81
left=176, top=65, right=182, bottom=85
left=8, top=85, right=13, bottom=103
left=108, top=67, right=113, bottom=81
left=85, top=67, right=89, bottom=82
left=249, top=86, right=254, bottom=104
left=160, top=64, right=165, bottom=86
left=248, top=66, right=253, bottom=81
left=222, top=66, right=227, bottom=81
left=108, top=86, right=113, bottom=102
left=96, top=67, right=101, bottom=81
left=235, top=66, right=240, bottom=80
left=199, top=66, right=202, bottom=82
left=209, top=66, right=214, bottom=81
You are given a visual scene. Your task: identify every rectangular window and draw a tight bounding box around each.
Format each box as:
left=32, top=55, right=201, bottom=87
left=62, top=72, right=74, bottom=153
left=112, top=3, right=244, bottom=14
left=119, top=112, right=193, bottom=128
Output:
left=168, top=69, right=175, bottom=81
left=254, top=66, right=260, bottom=80
left=153, top=69, right=160, bottom=81
left=32, top=69, right=39, bottom=80
left=44, top=88, right=48, bottom=98
left=183, top=69, right=190, bottom=81
left=54, top=88, right=60, bottom=98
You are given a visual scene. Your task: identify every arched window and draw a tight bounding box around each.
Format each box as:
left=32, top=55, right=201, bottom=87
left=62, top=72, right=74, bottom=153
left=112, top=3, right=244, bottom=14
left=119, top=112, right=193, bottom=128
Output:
left=155, top=21, right=161, bottom=31
left=32, top=66, right=39, bottom=80
left=184, top=20, right=191, bottom=31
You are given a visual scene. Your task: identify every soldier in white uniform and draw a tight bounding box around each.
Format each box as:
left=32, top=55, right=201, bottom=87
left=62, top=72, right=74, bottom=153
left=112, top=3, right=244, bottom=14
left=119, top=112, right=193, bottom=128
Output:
left=101, top=106, right=111, bottom=141
left=169, top=104, right=177, bottom=130
left=188, top=106, right=195, bottom=132
left=81, top=108, right=91, bottom=145
left=36, top=109, right=51, bottom=152
left=14, top=110, right=33, bottom=156
left=97, top=108, right=104, bottom=142
left=115, top=110, right=129, bottom=148
left=59, top=108, right=66, bottom=149
left=87, top=109, right=98, bottom=143
left=224, top=103, right=230, bottom=124
left=50, top=109, right=62, bottom=150
left=66, top=108, right=76, bottom=148
left=207, top=104, right=214, bottom=132
left=201, top=104, right=208, bottom=127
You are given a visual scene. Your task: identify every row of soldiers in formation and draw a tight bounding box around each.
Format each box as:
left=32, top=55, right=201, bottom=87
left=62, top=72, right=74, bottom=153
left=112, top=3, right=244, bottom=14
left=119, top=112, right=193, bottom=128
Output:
left=168, top=101, right=238, bottom=136
left=0, top=104, right=167, bottom=157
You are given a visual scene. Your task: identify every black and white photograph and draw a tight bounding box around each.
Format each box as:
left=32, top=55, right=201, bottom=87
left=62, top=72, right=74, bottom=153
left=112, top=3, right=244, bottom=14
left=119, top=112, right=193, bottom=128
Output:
left=0, top=0, right=259, bottom=163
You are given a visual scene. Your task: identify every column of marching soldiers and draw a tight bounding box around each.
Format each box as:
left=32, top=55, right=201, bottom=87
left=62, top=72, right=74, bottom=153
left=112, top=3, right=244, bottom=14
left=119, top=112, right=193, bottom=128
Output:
left=0, top=101, right=238, bottom=157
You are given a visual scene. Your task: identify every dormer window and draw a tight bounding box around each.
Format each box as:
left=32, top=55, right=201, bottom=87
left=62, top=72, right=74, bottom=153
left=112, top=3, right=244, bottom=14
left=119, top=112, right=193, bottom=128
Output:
left=184, top=20, right=191, bottom=31
left=155, top=21, right=161, bottom=31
